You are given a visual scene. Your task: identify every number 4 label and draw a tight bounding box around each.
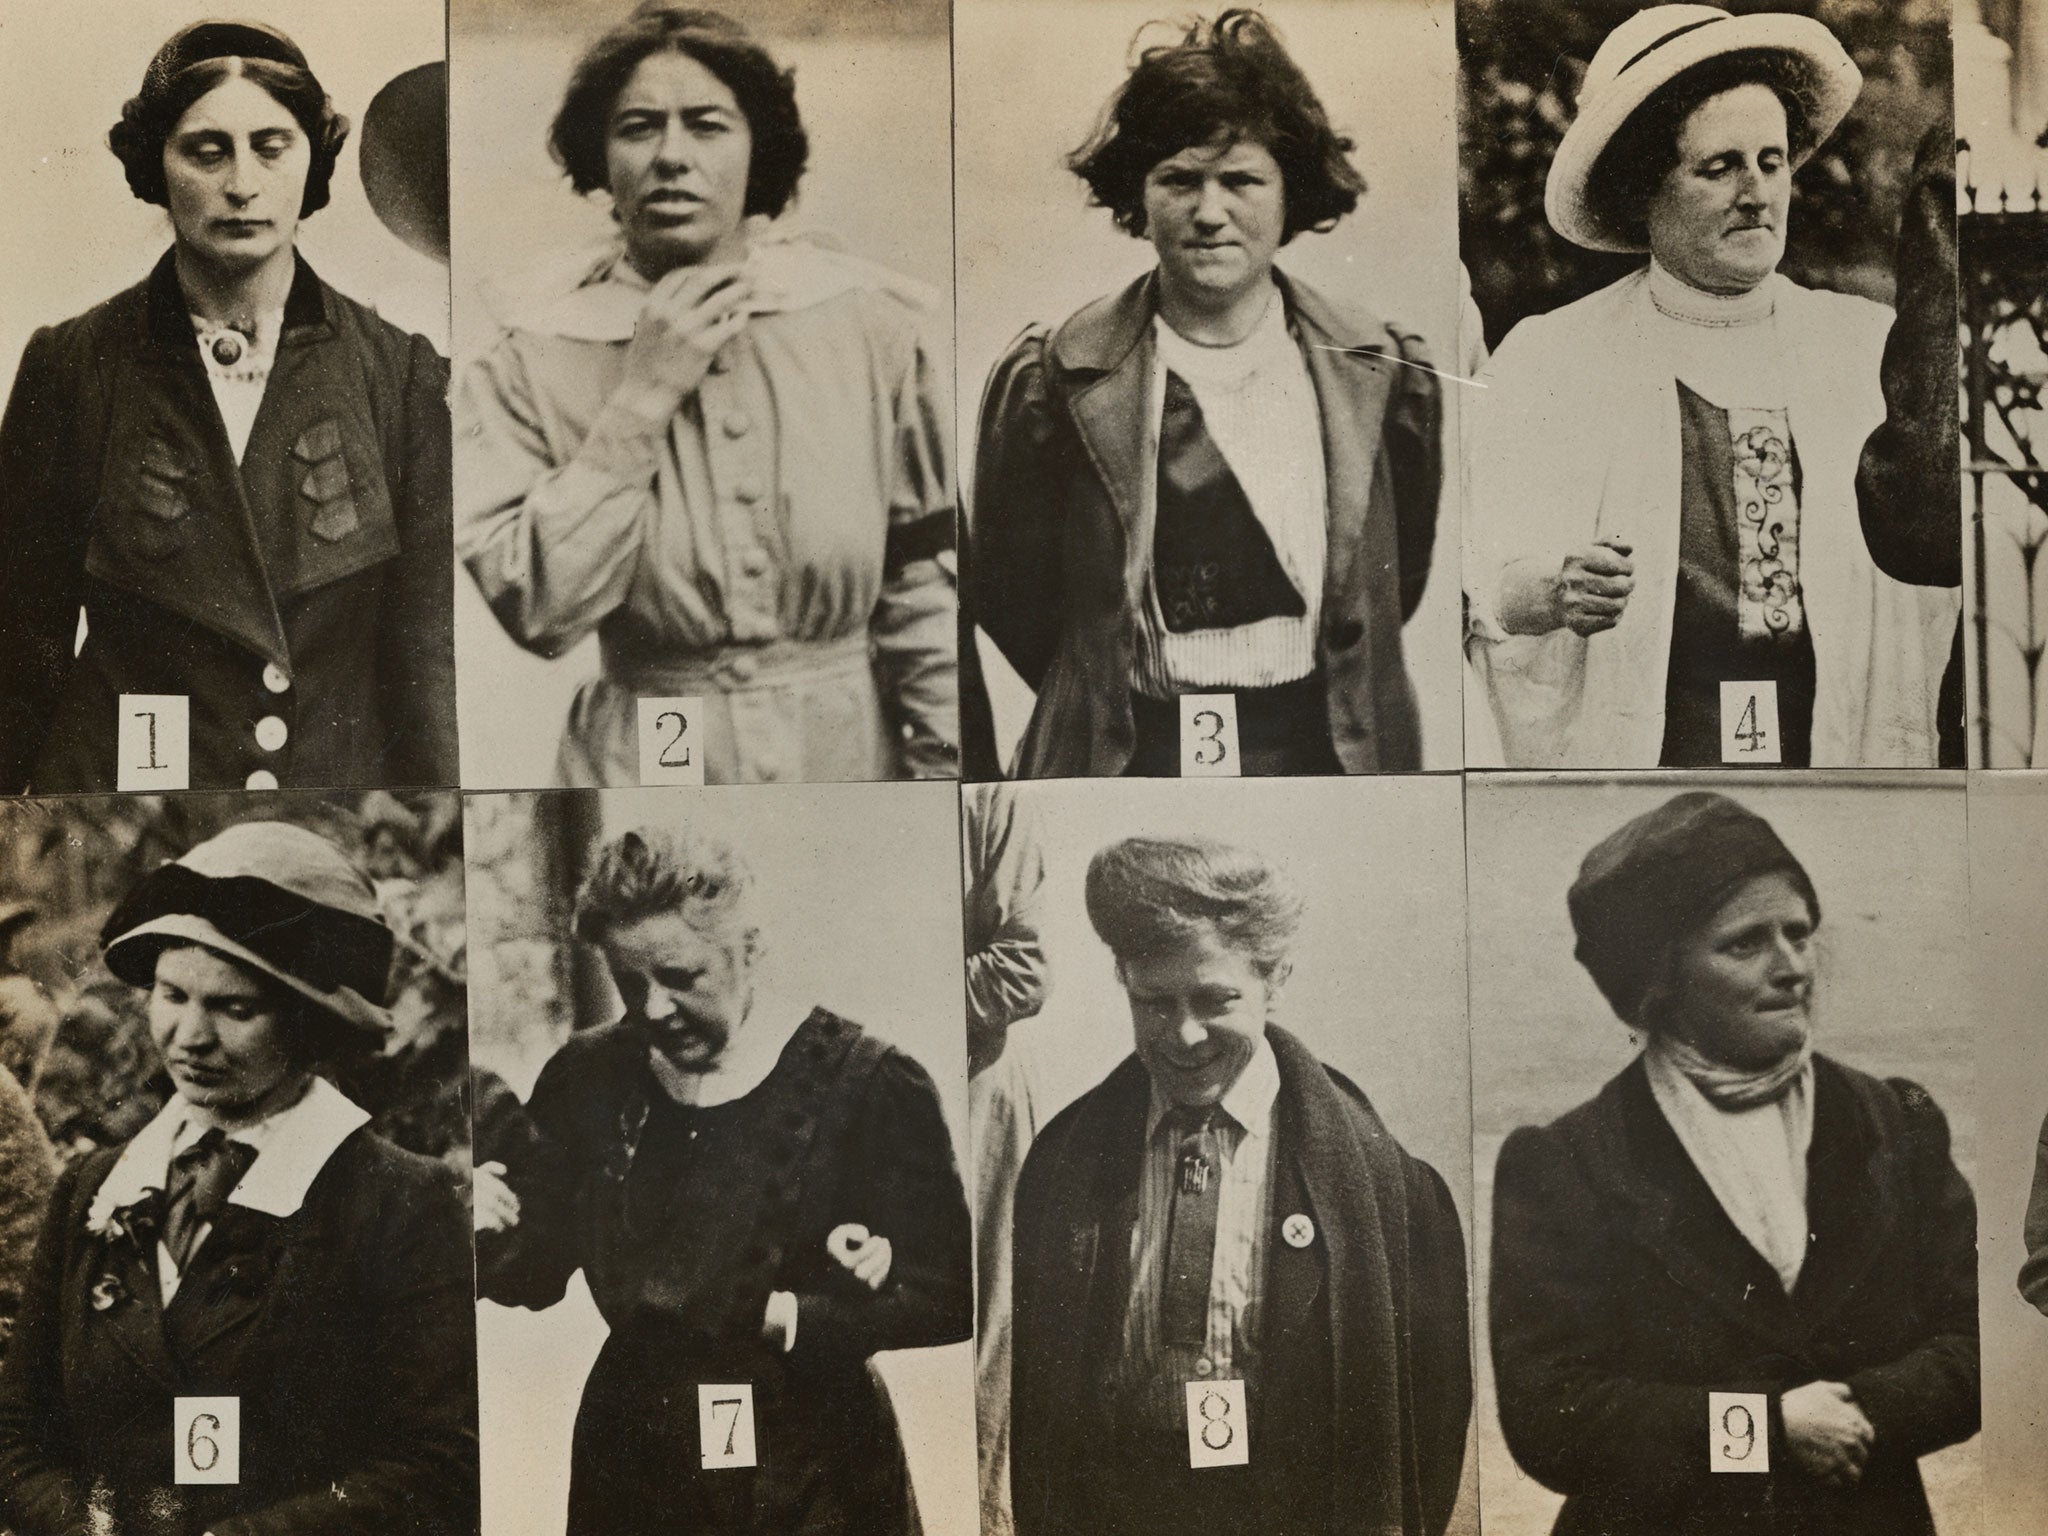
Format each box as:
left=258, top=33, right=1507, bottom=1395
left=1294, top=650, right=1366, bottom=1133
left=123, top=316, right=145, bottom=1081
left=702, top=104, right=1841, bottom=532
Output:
left=174, top=1396, right=239, bottom=1485
left=118, top=695, right=190, bottom=791
left=1179, top=694, right=1241, bottom=778
left=698, top=1383, right=757, bottom=1469
left=637, top=696, right=706, bottom=786
left=1185, top=1379, right=1249, bottom=1468
left=1719, top=682, right=1781, bottom=764
left=1708, top=1390, right=1769, bottom=1474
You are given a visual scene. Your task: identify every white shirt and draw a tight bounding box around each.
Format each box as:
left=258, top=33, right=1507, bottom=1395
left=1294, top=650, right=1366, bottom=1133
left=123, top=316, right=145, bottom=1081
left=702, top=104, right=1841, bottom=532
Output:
left=190, top=309, right=283, bottom=465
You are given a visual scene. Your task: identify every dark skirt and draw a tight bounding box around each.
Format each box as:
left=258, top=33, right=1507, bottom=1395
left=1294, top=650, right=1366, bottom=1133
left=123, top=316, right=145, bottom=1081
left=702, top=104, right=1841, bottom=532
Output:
left=1124, top=672, right=1342, bottom=777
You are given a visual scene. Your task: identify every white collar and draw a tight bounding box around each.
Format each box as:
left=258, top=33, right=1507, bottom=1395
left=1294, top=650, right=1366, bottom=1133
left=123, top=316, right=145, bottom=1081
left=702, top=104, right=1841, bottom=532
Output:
left=1147, top=1033, right=1281, bottom=1143
left=88, top=1077, right=370, bottom=1231
left=1647, top=258, right=1776, bottom=328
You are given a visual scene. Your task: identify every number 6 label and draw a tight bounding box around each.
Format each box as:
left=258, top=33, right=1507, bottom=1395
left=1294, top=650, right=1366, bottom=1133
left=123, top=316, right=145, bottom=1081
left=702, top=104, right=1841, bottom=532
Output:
left=1708, top=1390, right=1768, bottom=1474
left=637, top=696, right=707, bottom=786
left=1185, top=1379, right=1249, bottom=1468
left=698, top=1383, right=757, bottom=1469
left=174, top=1396, right=239, bottom=1485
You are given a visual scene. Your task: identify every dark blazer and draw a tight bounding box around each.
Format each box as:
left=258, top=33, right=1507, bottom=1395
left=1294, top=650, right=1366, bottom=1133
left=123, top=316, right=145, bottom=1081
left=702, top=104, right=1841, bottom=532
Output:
left=0, top=251, right=457, bottom=794
left=1010, top=1025, right=1471, bottom=1536
left=1491, top=1053, right=1979, bottom=1536
left=0, top=1125, right=478, bottom=1536
left=967, top=269, right=1441, bottom=778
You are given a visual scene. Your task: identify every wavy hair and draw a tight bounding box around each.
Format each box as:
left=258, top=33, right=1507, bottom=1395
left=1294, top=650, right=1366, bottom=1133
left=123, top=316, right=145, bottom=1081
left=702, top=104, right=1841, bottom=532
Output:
left=1085, top=834, right=1302, bottom=978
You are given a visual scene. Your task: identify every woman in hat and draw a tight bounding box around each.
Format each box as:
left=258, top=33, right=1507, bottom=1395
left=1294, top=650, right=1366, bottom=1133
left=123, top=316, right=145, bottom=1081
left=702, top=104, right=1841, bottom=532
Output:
left=0, top=21, right=456, bottom=796
left=1489, top=792, right=1978, bottom=1535
left=457, top=3, right=958, bottom=786
left=1462, top=6, right=1957, bottom=768
left=0, top=822, right=477, bottom=1536
left=967, top=9, right=1442, bottom=778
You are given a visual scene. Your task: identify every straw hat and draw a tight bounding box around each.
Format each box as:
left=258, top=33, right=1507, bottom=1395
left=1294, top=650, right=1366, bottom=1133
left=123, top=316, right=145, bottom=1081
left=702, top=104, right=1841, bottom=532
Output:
left=1544, top=5, right=1861, bottom=253
left=101, top=822, right=393, bottom=1039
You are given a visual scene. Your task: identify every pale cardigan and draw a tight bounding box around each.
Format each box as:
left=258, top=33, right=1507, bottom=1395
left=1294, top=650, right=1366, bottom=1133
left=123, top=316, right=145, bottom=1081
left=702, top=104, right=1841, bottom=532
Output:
left=1463, top=268, right=1958, bottom=767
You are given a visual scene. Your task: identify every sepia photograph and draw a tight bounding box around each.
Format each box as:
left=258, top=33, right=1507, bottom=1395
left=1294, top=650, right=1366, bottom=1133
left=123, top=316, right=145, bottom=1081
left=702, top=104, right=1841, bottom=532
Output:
left=0, top=1, right=457, bottom=796
left=1460, top=0, right=1962, bottom=770
left=1467, top=773, right=1977, bottom=1535
left=967, top=777, right=1476, bottom=1535
left=463, top=781, right=974, bottom=1534
left=955, top=0, right=1467, bottom=779
left=450, top=0, right=959, bottom=791
left=0, top=788, right=478, bottom=1535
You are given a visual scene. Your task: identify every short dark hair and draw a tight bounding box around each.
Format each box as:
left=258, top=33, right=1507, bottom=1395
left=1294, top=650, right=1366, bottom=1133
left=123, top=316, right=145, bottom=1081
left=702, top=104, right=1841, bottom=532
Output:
left=1068, top=8, right=1365, bottom=243
left=1085, top=835, right=1302, bottom=979
left=108, top=24, right=349, bottom=217
left=550, top=4, right=808, bottom=218
left=1586, top=49, right=1822, bottom=249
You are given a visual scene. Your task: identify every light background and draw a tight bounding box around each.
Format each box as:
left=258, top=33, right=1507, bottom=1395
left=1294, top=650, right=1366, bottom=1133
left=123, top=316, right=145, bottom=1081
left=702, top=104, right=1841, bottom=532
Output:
left=954, top=0, right=1468, bottom=772
left=1465, top=772, right=1978, bottom=1535
left=448, top=0, right=954, bottom=787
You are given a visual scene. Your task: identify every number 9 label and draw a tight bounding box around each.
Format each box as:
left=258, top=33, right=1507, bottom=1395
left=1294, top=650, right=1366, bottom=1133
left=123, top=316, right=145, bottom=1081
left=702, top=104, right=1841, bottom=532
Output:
left=174, top=1396, right=239, bottom=1485
left=1708, top=1390, right=1769, bottom=1474
left=1184, top=1379, right=1249, bottom=1468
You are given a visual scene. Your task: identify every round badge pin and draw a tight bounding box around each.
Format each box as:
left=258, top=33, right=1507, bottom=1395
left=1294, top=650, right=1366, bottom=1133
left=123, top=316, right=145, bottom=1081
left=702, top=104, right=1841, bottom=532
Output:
left=1282, top=1213, right=1315, bottom=1249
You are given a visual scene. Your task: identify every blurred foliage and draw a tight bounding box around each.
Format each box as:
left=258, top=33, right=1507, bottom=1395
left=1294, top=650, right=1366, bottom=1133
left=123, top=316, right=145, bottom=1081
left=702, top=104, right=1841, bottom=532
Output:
left=0, top=791, right=469, bottom=1168
left=1460, top=0, right=1952, bottom=349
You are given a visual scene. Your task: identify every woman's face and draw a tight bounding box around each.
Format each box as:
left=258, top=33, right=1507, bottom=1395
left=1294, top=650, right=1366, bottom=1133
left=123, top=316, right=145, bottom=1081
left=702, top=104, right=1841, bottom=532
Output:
left=1120, top=921, right=1282, bottom=1109
left=1645, top=82, right=1792, bottom=296
left=148, top=944, right=305, bottom=1121
left=599, top=907, right=755, bottom=1072
left=1653, top=871, right=1816, bottom=1069
left=605, top=49, right=754, bottom=278
left=162, top=73, right=311, bottom=276
left=1142, top=136, right=1287, bottom=312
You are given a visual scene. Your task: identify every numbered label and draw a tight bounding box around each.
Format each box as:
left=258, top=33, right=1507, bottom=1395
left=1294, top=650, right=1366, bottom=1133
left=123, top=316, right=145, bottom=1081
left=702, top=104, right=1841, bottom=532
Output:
left=1719, top=682, right=1782, bottom=764
left=698, top=1383, right=757, bottom=1470
left=118, top=695, right=189, bottom=791
left=1179, top=694, right=1241, bottom=779
left=1184, top=1379, right=1249, bottom=1468
left=1708, top=1391, right=1769, bottom=1474
left=637, top=696, right=707, bottom=786
left=173, top=1396, right=239, bottom=1485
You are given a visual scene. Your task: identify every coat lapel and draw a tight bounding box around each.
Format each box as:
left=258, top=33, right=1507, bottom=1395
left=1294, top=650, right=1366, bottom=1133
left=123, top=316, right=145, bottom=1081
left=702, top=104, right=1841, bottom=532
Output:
left=1789, top=1058, right=1896, bottom=1329
left=1053, top=275, right=1156, bottom=612
left=90, top=1231, right=179, bottom=1392
left=165, top=1204, right=288, bottom=1359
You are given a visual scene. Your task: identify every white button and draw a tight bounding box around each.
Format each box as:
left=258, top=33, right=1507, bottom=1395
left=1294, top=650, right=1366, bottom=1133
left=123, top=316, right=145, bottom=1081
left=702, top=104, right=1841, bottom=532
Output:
left=261, top=663, right=290, bottom=694
left=244, top=770, right=278, bottom=790
left=708, top=351, right=731, bottom=375
left=254, top=716, right=288, bottom=752
left=1282, top=1213, right=1316, bottom=1249
left=734, top=478, right=765, bottom=505
left=739, top=548, right=770, bottom=578
left=723, top=411, right=752, bottom=438
left=1194, top=1357, right=1213, bottom=1378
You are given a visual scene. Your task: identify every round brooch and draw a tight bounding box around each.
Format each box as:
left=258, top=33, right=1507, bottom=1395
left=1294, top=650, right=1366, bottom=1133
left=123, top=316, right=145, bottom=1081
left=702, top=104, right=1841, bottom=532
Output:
left=211, top=332, right=246, bottom=367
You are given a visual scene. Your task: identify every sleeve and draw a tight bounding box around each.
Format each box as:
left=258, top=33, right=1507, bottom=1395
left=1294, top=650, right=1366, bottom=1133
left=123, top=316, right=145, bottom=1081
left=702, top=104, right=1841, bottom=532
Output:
left=1856, top=124, right=1962, bottom=589
left=454, top=334, right=667, bottom=658
left=0, top=1160, right=94, bottom=1536
left=0, top=329, right=89, bottom=794
left=473, top=1048, right=590, bottom=1311
left=2020, top=1113, right=2048, bottom=1315
left=869, top=316, right=961, bottom=779
left=215, top=1166, right=480, bottom=1536
left=0, top=1069, right=59, bottom=1362
left=1384, top=325, right=1445, bottom=625
left=967, top=328, right=1067, bottom=693
left=1006, top=1123, right=1063, bottom=1536
left=377, top=334, right=460, bottom=785
left=1841, top=1080, right=1980, bottom=1456
left=787, top=1051, right=972, bottom=1368
left=1403, top=1156, right=1472, bottom=1536
left=963, top=785, right=1049, bottom=1062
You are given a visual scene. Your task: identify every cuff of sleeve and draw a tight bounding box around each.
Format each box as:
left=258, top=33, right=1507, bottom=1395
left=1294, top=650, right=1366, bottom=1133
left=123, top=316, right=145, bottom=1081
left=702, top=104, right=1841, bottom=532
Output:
left=766, top=1289, right=800, bottom=1354
left=576, top=398, right=674, bottom=482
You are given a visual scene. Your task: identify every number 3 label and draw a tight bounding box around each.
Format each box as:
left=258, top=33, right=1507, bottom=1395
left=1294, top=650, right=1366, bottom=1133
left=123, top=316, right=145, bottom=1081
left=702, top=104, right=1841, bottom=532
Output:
left=1708, top=1390, right=1769, bottom=1474
left=1185, top=1379, right=1249, bottom=1468
left=173, top=1396, right=239, bottom=1485
left=698, top=1383, right=757, bottom=1469
left=1179, top=694, right=1241, bottom=778
left=637, top=696, right=707, bottom=786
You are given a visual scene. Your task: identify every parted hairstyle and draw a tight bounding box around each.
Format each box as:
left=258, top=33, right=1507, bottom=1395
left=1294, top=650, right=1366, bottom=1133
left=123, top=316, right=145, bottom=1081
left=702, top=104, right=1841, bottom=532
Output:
left=1069, top=8, right=1365, bottom=243
left=1585, top=48, right=1823, bottom=251
left=574, top=824, right=758, bottom=950
left=551, top=3, right=808, bottom=218
left=1085, top=834, right=1303, bottom=979
left=108, top=20, right=350, bottom=218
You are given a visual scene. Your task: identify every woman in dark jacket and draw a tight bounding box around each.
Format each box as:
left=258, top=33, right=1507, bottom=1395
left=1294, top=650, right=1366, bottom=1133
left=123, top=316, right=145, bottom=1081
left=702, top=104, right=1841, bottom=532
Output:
left=0, top=821, right=478, bottom=1536
left=0, top=20, right=456, bottom=795
left=1490, top=792, right=1978, bottom=1536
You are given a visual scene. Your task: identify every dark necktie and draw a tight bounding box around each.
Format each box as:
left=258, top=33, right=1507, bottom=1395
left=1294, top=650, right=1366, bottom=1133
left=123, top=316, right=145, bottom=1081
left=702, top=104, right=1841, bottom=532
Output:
left=163, top=1128, right=256, bottom=1272
left=1153, top=370, right=1307, bottom=634
left=1161, top=1106, right=1223, bottom=1348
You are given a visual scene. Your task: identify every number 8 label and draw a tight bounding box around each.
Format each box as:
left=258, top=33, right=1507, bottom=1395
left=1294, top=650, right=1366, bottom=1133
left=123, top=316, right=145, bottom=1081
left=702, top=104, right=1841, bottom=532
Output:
left=1185, top=1379, right=1249, bottom=1468
left=1708, top=1390, right=1769, bottom=1474
left=173, top=1396, right=239, bottom=1485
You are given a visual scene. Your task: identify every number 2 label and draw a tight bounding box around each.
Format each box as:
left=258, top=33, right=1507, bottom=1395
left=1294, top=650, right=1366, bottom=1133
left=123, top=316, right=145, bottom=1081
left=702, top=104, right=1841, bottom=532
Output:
left=637, top=696, right=707, bottom=786
left=1185, top=1379, right=1249, bottom=1468
left=698, top=1383, right=757, bottom=1469
left=1719, top=682, right=1782, bottom=764
left=1179, top=694, right=1241, bottom=778
left=173, top=1396, right=239, bottom=1485
left=1708, top=1390, right=1769, bottom=1474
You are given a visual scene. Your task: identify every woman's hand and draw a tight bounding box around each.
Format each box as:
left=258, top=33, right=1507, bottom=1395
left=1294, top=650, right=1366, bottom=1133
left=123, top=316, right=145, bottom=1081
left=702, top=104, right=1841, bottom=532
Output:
left=1555, top=538, right=1635, bottom=636
left=611, top=264, right=754, bottom=424
left=473, top=1160, right=520, bottom=1235
left=1781, top=1380, right=1875, bottom=1487
left=826, top=1223, right=893, bottom=1291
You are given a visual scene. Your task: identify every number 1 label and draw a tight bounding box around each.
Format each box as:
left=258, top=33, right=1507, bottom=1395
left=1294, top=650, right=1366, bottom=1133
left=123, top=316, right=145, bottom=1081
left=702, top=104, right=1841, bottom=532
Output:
left=1708, top=1390, right=1768, bottom=1474
left=1719, top=682, right=1781, bottom=764
left=1185, top=1379, right=1249, bottom=1468
left=118, top=694, right=189, bottom=791
left=637, top=696, right=707, bottom=786
left=1179, top=694, right=1241, bottom=778
left=698, top=1383, right=756, bottom=1469
left=173, top=1396, right=239, bottom=1485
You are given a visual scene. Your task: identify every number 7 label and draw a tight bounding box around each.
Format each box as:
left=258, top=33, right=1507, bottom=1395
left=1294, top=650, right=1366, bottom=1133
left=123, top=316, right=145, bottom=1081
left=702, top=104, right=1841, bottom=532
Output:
left=698, top=1383, right=756, bottom=1469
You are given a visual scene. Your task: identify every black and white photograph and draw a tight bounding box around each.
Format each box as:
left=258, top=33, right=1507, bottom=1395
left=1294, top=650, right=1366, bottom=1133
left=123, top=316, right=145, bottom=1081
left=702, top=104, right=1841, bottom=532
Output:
left=464, top=782, right=974, bottom=1534
left=0, top=2, right=457, bottom=796
left=1468, top=773, right=1978, bottom=1535
left=956, top=0, right=1466, bottom=779
left=0, top=788, right=479, bottom=1535
left=969, top=778, right=1475, bottom=1535
left=450, top=0, right=959, bottom=790
left=1460, top=0, right=1962, bottom=769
